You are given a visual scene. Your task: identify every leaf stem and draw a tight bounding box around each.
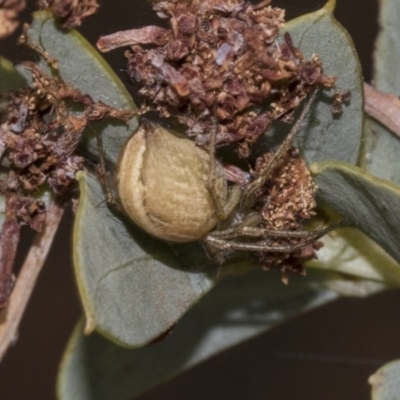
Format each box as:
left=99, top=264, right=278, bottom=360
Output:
left=364, top=82, right=400, bottom=138
left=0, top=199, right=65, bottom=363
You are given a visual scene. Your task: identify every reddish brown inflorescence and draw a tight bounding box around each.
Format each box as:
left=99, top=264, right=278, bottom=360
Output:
left=0, top=60, right=132, bottom=213
left=254, top=147, right=317, bottom=231
left=38, top=0, right=99, bottom=29
left=0, top=39, right=133, bottom=305
left=98, top=0, right=337, bottom=157
left=251, top=146, right=321, bottom=280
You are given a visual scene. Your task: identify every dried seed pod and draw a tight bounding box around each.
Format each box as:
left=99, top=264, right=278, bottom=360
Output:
left=116, top=122, right=227, bottom=242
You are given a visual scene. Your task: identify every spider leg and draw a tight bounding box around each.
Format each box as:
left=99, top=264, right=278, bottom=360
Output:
left=209, top=220, right=347, bottom=240
left=206, top=112, right=243, bottom=220
left=204, top=220, right=346, bottom=253
left=96, top=133, right=123, bottom=212
left=241, top=89, right=318, bottom=209
left=206, top=112, right=224, bottom=218
left=205, top=232, right=316, bottom=253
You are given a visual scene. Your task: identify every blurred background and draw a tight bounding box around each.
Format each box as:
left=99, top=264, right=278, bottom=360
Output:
left=2, top=0, right=399, bottom=399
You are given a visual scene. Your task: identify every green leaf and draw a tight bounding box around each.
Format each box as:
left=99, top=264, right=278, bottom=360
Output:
left=308, top=226, right=400, bottom=288
left=74, top=171, right=249, bottom=346
left=361, top=0, right=400, bottom=183
left=370, top=359, right=400, bottom=400
left=73, top=171, right=213, bottom=346
left=265, top=0, right=363, bottom=165
left=25, top=11, right=138, bottom=164
left=58, top=268, right=383, bottom=400
left=0, top=56, right=25, bottom=93
left=311, top=161, right=400, bottom=268
left=374, top=0, right=400, bottom=93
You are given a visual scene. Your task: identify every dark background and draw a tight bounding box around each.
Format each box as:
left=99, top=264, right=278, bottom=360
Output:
left=2, top=1, right=399, bottom=399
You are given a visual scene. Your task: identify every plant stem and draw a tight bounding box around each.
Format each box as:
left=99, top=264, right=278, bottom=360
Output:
left=0, top=199, right=65, bottom=363
left=364, top=82, right=400, bottom=137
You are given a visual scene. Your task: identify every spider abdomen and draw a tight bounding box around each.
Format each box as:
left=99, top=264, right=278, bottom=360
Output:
left=116, top=122, right=227, bottom=242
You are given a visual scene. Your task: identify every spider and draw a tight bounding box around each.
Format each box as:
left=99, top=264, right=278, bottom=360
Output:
left=200, top=90, right=344, bottom=266
left=96, top=90, right=344, bottom=270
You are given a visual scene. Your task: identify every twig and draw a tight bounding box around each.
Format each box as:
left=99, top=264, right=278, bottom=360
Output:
left=364, top=82, right=400, bottom=137
left=0, top=192, right=21, bottom=307
left=0, top=199, right=65, bottom=363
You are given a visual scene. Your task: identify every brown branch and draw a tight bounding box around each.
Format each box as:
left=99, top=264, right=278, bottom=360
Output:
left=0, top=198, right=65, bottom=363
left=364, top=82, right=400, bottom=137
left=0, top=192, right=21, bottom=307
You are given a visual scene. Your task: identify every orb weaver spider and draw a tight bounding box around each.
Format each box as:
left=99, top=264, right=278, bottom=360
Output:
left=97, top=90, right=344, bottom=273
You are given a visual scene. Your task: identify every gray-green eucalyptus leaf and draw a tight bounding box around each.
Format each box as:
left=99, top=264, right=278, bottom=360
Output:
left=264, top=0, right=363, bottom=165
left=308, top=226, right=400, bottom=288
left=74, top=171, right=248, bottom=347
left=312, top=161, right=400, bottom=268
left=370, top=359, right=400, bottom=400
left=362, top=0, right=400, bottom=183
left=58, top=268, right=380, bottom=400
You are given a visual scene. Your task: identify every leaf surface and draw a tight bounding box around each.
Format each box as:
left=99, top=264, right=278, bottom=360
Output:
left=58, top=268, right=383, bottom=400
left=308, top=226, right=400, bottom=289
left=312, top=161, right=400, bottom=268
left=362, top=0, right=400, bottom=183
left=370, top=359, right=400, bottom=400
left=264, top=0, right=363, bottom=165
left=73, top=171, right=239, bottom=346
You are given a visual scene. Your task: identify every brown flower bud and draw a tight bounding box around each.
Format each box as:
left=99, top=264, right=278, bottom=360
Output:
left=116, top=122, right=227, bottom=242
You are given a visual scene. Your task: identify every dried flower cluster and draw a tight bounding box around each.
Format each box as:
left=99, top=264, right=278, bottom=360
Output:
left=0, top=41, right=133, bottom=305
left=258, top=239, right=323, bottom=284
left=0, top=0, right=25, bottom=39
left=38, top=0, right=99, bottom=29
left=1, top=62, right=131, bottom=200
left=251, top=147, right=319, bottom=280
left=255, top=147, right=317, bottom=230
left=98, top=0, right=339, bottom=157
left=0, top=0, right=98, bottom=41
